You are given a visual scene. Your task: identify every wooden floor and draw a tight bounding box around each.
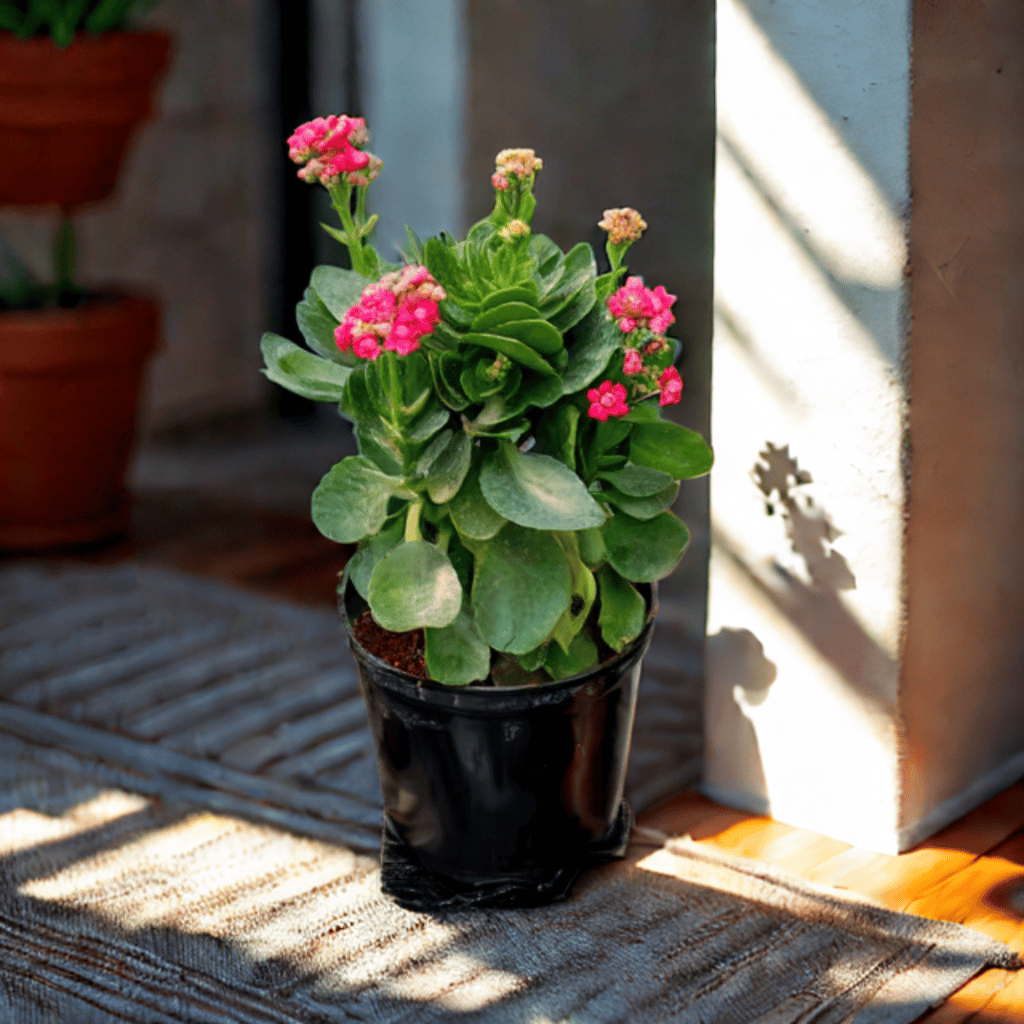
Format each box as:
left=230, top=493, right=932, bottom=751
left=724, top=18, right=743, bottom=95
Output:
left=8, top=485, right=1024, bottom=1023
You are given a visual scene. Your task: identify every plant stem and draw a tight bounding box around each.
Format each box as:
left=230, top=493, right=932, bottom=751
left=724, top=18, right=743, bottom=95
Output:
left=435, top=522, right=452, bottom=553
left=328, top=181, right=369, bottom=276
left=405, top=499, right=424, bottom=543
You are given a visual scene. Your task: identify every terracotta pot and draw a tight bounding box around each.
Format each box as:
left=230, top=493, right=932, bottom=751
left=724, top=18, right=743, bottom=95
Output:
left=341, top=578, right=657, bottom=911
left=0, top=294, right=159, bottom=549
left=0, top=31, right=171, bottom=207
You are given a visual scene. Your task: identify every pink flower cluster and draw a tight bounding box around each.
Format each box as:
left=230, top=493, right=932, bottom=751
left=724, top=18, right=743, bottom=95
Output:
left=607, top=276, right=676, bottom=335
left=620, top=347, right=684, bottom=406
left=587, top=380, right=629, bottom=422
left=287, top=115, right=381, bottom=187
left=334, top=266, right=446, bottom=360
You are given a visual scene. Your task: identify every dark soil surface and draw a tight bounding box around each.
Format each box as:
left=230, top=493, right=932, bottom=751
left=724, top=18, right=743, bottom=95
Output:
left=353, top=611, right=427, bottom=678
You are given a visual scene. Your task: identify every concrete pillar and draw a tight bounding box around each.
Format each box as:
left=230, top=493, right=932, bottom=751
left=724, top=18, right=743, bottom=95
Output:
left=706, top=0, right=1024, bottom=852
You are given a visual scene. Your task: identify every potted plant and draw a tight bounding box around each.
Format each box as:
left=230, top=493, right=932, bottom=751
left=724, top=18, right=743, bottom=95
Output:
left=262, top=116, right=713, bottom=910
left=0, top=1, right=169, bottom=549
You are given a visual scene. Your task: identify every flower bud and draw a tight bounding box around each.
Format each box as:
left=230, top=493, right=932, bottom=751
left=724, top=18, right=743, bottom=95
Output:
left=499, top=219, right=530, bottom=240
left=494, top=148, right=542, bottom=178
left=598, top=207, right=647, bottom=246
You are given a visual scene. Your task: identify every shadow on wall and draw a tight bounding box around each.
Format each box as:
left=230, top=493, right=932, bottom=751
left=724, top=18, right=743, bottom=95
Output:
left=705, top=627, right=776, bottom=804
left=705, top=442, right=899, bottom=809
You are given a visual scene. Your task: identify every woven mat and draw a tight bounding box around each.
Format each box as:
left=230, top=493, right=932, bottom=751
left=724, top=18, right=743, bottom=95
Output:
left=0, top=564, right=1018, bottom=1022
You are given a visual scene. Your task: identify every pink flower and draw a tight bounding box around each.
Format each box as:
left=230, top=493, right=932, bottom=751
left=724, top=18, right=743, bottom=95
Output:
left=287, top=116, right=340, bottom=162
left=491, top=172, right=510, bottom=190
left=337, top=270, right=442, bottom=359
left=355, top=284, right=397, bottom=321
left=658, top=366, right=683, bottom=406
left=606, top=277, right=676, bottom=336
left=352, top=335, right=381, bottom=360
left=319, top=144, right=370, bottom=181
left=334, top=320, right=355, bottom=353
left=587, top=380, right=629, bottom=421
left=398, top=265, right=430, bottom=289
left=287, top=115, right=379, bottom=188
left=622, top=349, right=644, bottom=375
left=608, top=277, right=655, bottom=321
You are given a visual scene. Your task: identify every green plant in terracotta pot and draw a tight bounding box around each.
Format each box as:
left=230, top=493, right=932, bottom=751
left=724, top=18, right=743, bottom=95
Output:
left=262, top=116, right=713, bottom=910
left=0, top=0, right=168, bottom=550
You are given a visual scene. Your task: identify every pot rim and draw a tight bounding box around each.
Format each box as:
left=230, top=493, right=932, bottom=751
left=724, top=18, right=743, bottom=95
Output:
left=341, top=574, right=658, bottom=710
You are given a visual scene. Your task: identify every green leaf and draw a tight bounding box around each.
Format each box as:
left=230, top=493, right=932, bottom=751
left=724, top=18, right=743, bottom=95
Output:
left=517, top=644, right=549, bottom=672
left=471, top=374, right=562, bottom=428
left=577, top=526, right=607, bottom=568
left=480, top=441, right=606, bottom=531
left=461, top=332, right=556, bottom=376
left=548, top=281, right=596, bottom=335
left=592, top=417, right=633, bottom=453
left=84, top=0, right=135, bottom=33
left=538, top=243, right=596, bottom=315
left=415, top=429, right=453, bottom=477
left=347, top=517, right=405, bottom=600
left=537, top=403, right=579, bottom=471
left=544, top=633, right=599, bottom=680
left=425, top=237, right=478, bottom=307
left=427, top=430, right=472, bottom=504
left=462, top=415, right=530, bottom=442
left=449, top=459, right=506, bottom=540
left=603, top=509, right=690, bottom=582
left=261, top=333, right=353, bottom=403
left=561, top=307, right=621, bottom=394
left=369, top=541, right=462, bottom=631
left=550, top=533, right=597, bottom=653
left=408, top=399, right=451, bottom=442
left=353, top=419, right=403, bottom=475
left=597, top=481, right=680, bottom=521
left=296, top=287, right=353, bottom=364
left=490, top=318, right=563, bottom=356
left=629, top=421, right=714, bottom=480
left=624, top=403, right=661, bottom=423
left=597, top=567, right=646, bottom=652
left=439, top=299, right=476, bottom=330
left=598, top=462, right=674, bottom=496
left=311, top=457, right=411, bottom=543
left=471, top=524, right=572, bottom=654
left=425, top=607, right=491, bottom=684
left=480, top=283, right=540, bottom=310
left=470, top=302, right=539, bottom=333
left=310, top=266, right=373, bottom=320
left=429, top=351, right=470, bottom=411
left=529, top=234, right=564, bottom=280
left=0, top=4, right=26, bottom=31
left=403, top=225, right=424, bottom=264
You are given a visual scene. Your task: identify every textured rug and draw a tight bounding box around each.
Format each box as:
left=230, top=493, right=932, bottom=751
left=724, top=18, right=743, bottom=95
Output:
left=0, top=768, right=1018, bottom=1024
left=0, top=563, right=1018, bottom=1022
left=0, top=562, right=700, bottom=829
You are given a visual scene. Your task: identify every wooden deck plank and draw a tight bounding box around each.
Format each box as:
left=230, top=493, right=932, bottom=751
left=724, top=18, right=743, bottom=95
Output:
left=919, top=969, right=1020, bottom=1022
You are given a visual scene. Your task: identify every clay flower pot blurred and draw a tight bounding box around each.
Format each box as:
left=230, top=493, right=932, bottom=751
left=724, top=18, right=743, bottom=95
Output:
left=0, top=294, right=160, bottom=549
left=0, top=31, right=170, bottom=208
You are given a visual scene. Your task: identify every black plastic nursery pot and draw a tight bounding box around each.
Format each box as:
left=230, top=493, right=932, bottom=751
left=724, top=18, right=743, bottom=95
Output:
left=341, top=579, right=657, bottom=912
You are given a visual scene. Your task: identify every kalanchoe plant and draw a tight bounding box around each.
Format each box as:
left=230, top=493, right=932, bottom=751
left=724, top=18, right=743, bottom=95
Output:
left=262, top=118, right=713, bottom=686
